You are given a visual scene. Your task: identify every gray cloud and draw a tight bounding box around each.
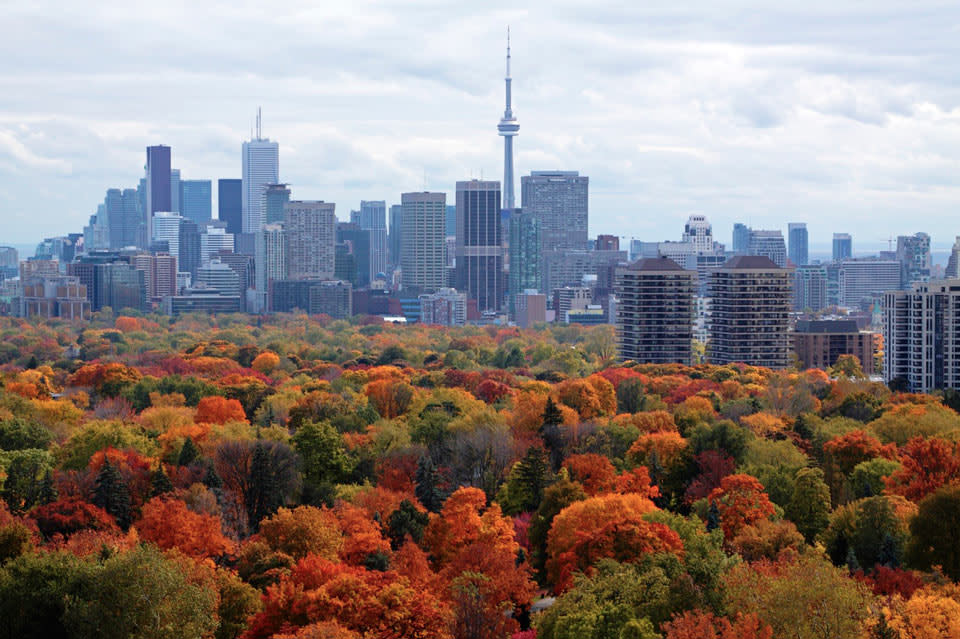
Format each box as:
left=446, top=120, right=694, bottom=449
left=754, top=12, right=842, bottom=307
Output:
left=1, top=1, right=960, bottom=252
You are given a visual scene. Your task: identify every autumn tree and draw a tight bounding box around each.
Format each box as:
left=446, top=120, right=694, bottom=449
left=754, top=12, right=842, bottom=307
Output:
left=662, top=611, right=773, bottom=639
left=785, top=467, right=831, bottom=543
left=257, top=505, right=343, bottom=560
left=136, top=496, right=234, bottom=559
left=906, top=482, right=960, bottom=579
left=195, top=395, right=246, bottom=424
left=708, top=474, right=775, bottom=542
left=884, top=436, right=960, bottom=501
left=562, top=453, right=617, bottom=496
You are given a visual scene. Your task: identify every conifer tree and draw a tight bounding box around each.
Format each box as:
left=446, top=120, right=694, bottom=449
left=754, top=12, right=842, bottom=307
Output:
left=150, top=466, right=174, bottom=497
left=178, top=438, right=200, bottom=467
left=93, top=460, right=131, bottom=529
left=415, top=455, right=445, bottom=513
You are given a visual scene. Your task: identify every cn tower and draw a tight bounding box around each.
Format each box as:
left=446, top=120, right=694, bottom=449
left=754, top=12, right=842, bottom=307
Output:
left=498, top=27, right=519, bottom=210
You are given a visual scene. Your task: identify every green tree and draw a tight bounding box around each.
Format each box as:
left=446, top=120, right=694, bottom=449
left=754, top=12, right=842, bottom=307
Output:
left=616, top=378, right=646, bottom=414
left=387, top=499, right=430, bottom=550
left=785, top=467, right=832, bottom=543
left=150, top=466, right=174, bottom=497
left=62, top=545, right=218, bottom=639
left=0, top=418, right=53, bottom=451
left=907, top=482, right=960, bottom=579
left=528, top=474, right=587, bottom=584
left=291, top=420, right=353, bottom=488
left=92, top=459, right=131, bottom=529
left=415, top=455, right=446, bottom=513
left=540, top=397, right=566, bottom=472
left=0, top=449, right=53, bottom=513
left=0, top=550, right=94, bottom=638
left=178, top=438, right=201, bottom=466
left=498, top=447, right=550, bottom=515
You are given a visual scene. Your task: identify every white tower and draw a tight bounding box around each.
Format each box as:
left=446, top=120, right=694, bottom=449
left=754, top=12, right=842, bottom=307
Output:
left=241, top=109, right=279, bottom=234
left=498, top=28, right=519, bottom=210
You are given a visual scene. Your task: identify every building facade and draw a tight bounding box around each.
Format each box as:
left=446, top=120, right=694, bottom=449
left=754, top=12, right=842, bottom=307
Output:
left=283, top=201, right=336, bottom=280
left=788, top=222, right=808, bottom=266
left=521, top=171, right=588, bottom=255
left=833, top=233, right=853, bottom=261
left=794, top=265, right=828, bottom=311
left=419, top=288, right=467, bottom=326
left=241, top=138, right=279, bottom=233
left=218, top=179, right=243, bottom=235
left=616, top=257, right=695, bottom=364
left=180, top=179, right=212, bottom=225
left=400, top=192, right=447, bottom=292
left=708, top=256, right=792, bottom=369
left=838, top=259, right=901, bottom=308
left=455, top=180, right=503, bottom=313
left=793, top=319, right=876, bottom=375
left=748, top=230, right=787, bottom=267
left=508, top=208, right=541, bottom=312
left=145, top=145, right=172, bottom=245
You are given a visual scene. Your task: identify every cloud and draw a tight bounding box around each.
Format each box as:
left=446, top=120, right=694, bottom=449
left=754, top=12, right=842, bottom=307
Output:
left=1, top=1, right=960, bottom=252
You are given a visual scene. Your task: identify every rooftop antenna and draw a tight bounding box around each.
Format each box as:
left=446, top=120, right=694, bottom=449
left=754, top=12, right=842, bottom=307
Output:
left=256, top=107, right=262, bottom=141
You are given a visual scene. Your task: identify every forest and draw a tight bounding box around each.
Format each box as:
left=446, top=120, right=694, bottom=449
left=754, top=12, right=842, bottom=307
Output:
left=2, top=311, right=960, bottom=639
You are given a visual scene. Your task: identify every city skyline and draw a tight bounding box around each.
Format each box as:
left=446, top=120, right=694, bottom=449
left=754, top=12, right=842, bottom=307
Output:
left=3, top=3, right=960, bottom=249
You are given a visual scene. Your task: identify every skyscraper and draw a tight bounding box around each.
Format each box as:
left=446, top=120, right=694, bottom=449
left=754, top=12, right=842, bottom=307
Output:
left=498, top=28, right=519, bottom=210
left=400, top=192, right=447, bottom=292
left=218, top=179, right=243, bottom=235
left=104, top=188, right=140, bottom=250
left=788, top=222, right=808, bottom=266
left=152, top=212, right=183, bottom=264
left=180, top=180, right=212, bottom=225
left=833, top=233, right=852, bottom=261
left=732, top=223, right=751, bottom=254
left=947, top=237, right=960, bottom=279
left=263, top=183, right=291, bottom=225
left=170, top=169, right=181, bottom=213
left=521, top=171, right=588, bottom=254
left=794, top=265, right=827, bottom=312
left=178, top=220, right=201, bottom=278
left=508, top=208, right=541, bottom=314
left=388, top=204, right=403, bottom=268
left=747, top=230, right=787, bottom=267
left=256, top=223, right=286, bottom=299
left=708, top=256, right=792, bottom=369
left=616, top=257, right=695, bottom=364
left=896, top=232, right=931, bottom=287
left=456, top=180, right=503, bottom=313
left=356, top=200, right=387, bottom=279
left=242, top=113, right=280, bottom=234
left=283, top=201, right=336, bottom=280
left=145, top=145, right=172, bottom=245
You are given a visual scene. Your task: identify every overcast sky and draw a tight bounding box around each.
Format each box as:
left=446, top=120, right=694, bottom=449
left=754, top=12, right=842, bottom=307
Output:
left=2, top=1, right=960, bottom=252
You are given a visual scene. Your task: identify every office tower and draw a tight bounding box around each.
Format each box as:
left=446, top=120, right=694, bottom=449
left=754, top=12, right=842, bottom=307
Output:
left=129, top=253, right=177, bottom=303
left=445, top=205, right=457, bottom=238
left=145, top=145, right=172, bottom=244
left=521, top=171, right=589, bottom=254
left=164, top=293, right=242, bottom=315
left=615, top=257, right=695, bottom=364
left=838, top=259, right=901, bottom=308
left=455, top=180, right=503, bottom=312
left=218, top=179, right=243, bottom=235
left=947, top=238, right=960, bottom=278
left=419, top=288, right=467, bottom=326
left=263, top=183, right=291, bottom=225
left=747, top=230, right=787, bottom=267
left=102, top=188, right=141, bottom=250
left=498, top=29, right=519, bottom=210
left=196, top=259, right=241, bottom=298
left=354, top=200, right=387, bottom=279
left=242, top=114, right=280, bottom=233
left=270, top=279, right=352, bottom=318
left=884, top=279, right=960, bottom=392
left=400, top=192, right=447, bottom=292
left=20, top=275, right=89, bottom=320
left=794, top=265, right=827, bottom=311
left=596, top=235, right=619, bottom=251
left=552, top=286, right=593, bottom=323
left=200, top=226, right=234, bottom=265
left=732, top=223, right=751, bottom=254
left=336, top=222, right=373, bottom=287
left=388, top=204, right=403, bottom=268
left=833, top=233, right=853, bottom=261
left=256, top=224, right=286, bottom=295
left=335, top=242, right=357, bottom=285
left=152, top=212, right=183, bottom=264
left=94, top=262, right=146, bottom=312
left=217, top=253, right=254, bottom=308
left=180, top=180, right=212, bottom=225
left=508, top=209, right=541, bottom=313
left=284, top=201, right=336, bottom=280
left=178, top=220, right=201, bottom=278
left=515, top=291, right=547, bottom=328
left=169, top=169, right=181, bottom=213
left=896, top=232, right=932, bottom=287
left=788, top=223, right=808, bottom=266
left=708, top=256, right=792, bottom=369
left=793, top=320, right=876, bottom=375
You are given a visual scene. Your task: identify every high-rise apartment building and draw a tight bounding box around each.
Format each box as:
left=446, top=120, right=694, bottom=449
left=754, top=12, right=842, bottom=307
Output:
left=180, top=180, right=212, bottom=225
left=508, top=208, right=541, bottom=314
left=748, top=230, right=787, bottom=267
left=218, top=179, right=243, bottom=235
left=838, top=259, right=901, bottom=308
left=708, top=256, right=792, bottom=369
left=947, top=237, right=960, bottom=279
left=788, top=222, right=808, bottom=266
left=400, top=192, right=447, bottom=292
left=596, top=235, right=620, bottom=251
left=145, top=145, right=172, bottom=245
left=884, top=279, right=960, bottom=392
left=521, top=171, right=589, bottom=254
left=615, top=257, right=695, bottom=364
left=283, top=201, right=336, bottom=280
left=833, top=233, right=853, bottom=261
left=420, top=288, right=467, bottom=326
left=336, top=223, right=373, bottom=288
left=794, top=265, right=827, bottom=311
left=455, top=180, right=503, bottom=313
left=256, top=224, right=286, bottom=295
left=793, top=320, right=876, bottom=375
left=263, top=183, right=291, bottom=225
left=242, top=131, right=280, bottom=233
left=896, top=232, right=932, bottom=287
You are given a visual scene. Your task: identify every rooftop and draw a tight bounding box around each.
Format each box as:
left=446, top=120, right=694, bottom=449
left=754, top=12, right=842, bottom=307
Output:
left=722, top=255, right=783, bottom=270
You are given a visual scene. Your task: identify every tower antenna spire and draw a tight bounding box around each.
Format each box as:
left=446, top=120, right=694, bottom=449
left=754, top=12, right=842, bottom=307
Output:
left=256, top=107, right=262, bottom=140
left=498, top=26, right=519, bottom=209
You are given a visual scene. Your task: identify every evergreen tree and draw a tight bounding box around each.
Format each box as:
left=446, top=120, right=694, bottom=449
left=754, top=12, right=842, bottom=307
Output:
left=93, top=460, right=131, bottom=529
left=539, top=397, right=565, bottom=472
left=37, top=470, right=58, bottom=506
left=845, top=546, right=860, bottom=573
left=387, top=499, right=430, bottom=549
left=246, top=441, right=280, bottom=530
left=178, top=438, right=200, bottom=467
left=879, top=532, right=900, bottom=568
left=150, top=466, right=174, bottom=497
left=514, top=447, right=550, bottom=513
left=415, top=455, right=445, bottom=513
left=706, top=501, right=720, bottom=532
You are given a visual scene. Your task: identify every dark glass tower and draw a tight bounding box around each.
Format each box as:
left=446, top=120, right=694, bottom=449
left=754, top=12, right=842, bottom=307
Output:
left=218, top=179, right=243, bottom=235
left=455, top=180, right=503, bottom=313
left=145, top=145, right=172, bottom=244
